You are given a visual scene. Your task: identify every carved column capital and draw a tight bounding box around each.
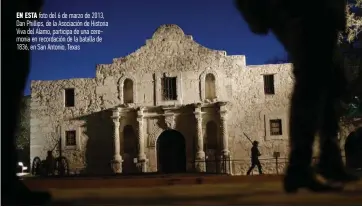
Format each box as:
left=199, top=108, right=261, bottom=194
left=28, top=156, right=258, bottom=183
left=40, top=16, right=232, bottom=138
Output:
left=194, top=104, right=202, bottom=113
left=219, top=101, right=228, bottom=112
left=219, top=101, right=228, bottom=121
left=220, top=111, right=228, bottom=121
left=164, top=114, right=176, bottom=129
left=137, top=106, right=146, bottom=117
left=111, top=107, right=120, bottom=122
left=137, top=117, right=143, bottom=123
left=194, top=102, right=203, bottom=108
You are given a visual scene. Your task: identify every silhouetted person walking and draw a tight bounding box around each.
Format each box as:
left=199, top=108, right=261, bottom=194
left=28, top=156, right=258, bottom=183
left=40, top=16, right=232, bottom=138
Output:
left=247, top=141, right=263, bottom=175
left=235, top=0, right=359, bottom=193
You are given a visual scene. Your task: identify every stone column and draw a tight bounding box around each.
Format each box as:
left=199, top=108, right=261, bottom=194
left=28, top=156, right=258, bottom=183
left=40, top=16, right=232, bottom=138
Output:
left=137, top=107, right=148, bottom=172
left=111, top=107, right=123, bottom=173
left=194, top=104, right=206, bottom=172
left=219, top=102, right=231, bottom=174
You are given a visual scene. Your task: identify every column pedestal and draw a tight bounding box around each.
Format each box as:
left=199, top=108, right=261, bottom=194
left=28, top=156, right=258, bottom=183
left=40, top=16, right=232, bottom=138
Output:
left=195, top=151, right=206, bottom=172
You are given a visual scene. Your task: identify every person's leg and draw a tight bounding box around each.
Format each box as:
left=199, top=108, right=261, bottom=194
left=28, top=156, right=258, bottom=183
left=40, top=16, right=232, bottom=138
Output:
left=247, top=163, right=256, bottom=175
left=273, top=18, right=344, bottom=193
left=256, top=161, right=263, bottom=174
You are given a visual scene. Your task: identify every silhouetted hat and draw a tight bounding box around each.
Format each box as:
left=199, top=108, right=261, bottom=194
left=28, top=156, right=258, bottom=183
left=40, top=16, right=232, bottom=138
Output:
left=253, top=141, right=259, bottom=146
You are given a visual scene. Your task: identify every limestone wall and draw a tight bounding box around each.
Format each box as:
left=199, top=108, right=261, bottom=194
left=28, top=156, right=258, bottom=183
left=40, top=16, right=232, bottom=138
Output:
left=227, top=63, right=294, bottom=175
left=30, top=24, right=295, bottom=175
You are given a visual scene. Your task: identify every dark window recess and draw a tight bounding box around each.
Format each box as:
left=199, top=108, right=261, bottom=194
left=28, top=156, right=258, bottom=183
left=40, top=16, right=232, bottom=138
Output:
left=270, top=119, right=282, bottom=136
left=65, top=88, right=75, bottom=107
left=162, top=77, right=177, bottom=101
left=263, top=75, right=275, bottom=94
left=65, top=130, right=76, bottom=146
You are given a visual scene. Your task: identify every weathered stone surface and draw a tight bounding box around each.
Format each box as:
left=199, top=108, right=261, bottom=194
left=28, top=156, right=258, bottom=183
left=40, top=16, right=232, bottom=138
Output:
left=29, top=24, right=353, bottom=175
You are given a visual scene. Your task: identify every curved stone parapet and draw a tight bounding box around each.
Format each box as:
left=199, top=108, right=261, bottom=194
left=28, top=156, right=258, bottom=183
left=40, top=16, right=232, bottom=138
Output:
left=152, top=24, right=185, bottom=40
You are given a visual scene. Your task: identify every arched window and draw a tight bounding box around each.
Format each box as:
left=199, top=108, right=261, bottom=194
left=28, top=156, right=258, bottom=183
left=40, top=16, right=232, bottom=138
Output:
left=205, top=73, right=216, bottom=100
left=123, top=79, right=134, bottom=104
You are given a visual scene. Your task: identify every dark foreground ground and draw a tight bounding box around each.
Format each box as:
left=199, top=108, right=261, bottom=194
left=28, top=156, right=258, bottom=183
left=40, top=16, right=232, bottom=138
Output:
left=23, top=174, right=362, bottom=205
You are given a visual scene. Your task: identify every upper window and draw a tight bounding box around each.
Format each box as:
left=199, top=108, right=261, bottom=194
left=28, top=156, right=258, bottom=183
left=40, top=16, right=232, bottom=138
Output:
left=263, top=74, right=275, bottom=95
left=162, top=77, right=177, bottom=101
left=64, top=88, right=75, bottom=107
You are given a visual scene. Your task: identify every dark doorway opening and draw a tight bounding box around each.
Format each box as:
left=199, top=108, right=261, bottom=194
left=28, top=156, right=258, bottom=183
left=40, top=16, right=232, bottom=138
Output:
left=157, top=130, right=187, bottom=173
left=205, top=121, right=219, bottom=173
left=122, top=125, right=138, bottom=174
left=345, top=127, right=362, bottom=169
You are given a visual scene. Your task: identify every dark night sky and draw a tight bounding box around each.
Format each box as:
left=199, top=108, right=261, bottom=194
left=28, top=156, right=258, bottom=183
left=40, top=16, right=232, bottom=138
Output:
left=25, top=0, right=286, bottom=95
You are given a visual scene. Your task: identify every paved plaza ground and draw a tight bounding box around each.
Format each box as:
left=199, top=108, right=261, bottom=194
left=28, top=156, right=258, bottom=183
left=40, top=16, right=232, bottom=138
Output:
left=23, top=174, right=362, bottom=205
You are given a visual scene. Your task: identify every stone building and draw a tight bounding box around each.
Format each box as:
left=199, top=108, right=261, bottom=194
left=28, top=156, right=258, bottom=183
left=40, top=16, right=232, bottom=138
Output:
left=30, top=24, right=298, bottom=175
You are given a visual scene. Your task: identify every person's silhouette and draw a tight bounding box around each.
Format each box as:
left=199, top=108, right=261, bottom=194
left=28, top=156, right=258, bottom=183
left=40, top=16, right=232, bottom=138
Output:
left=234, top=0, right=359, bottom=193
left=45, top=150, right=55, bottom=176
left=247, top=141, right=263, bottom=175
left=2, top=0, right=52, bottom=205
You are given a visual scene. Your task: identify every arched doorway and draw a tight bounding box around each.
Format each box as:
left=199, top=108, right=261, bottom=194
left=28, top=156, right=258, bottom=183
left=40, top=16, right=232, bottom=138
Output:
left=345, top=127, right=362, bottom=169
left=157, top=130, right=186, bottom=173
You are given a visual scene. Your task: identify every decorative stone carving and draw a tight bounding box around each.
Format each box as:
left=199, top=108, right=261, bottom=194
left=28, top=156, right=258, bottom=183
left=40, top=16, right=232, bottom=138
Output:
left=164, top=114, right=176, bottom=129
left=111, top=160, right=123, bottom=174
left=137, top=106, right=146, bottom=116
left=147, top=118, right=163, bottom=148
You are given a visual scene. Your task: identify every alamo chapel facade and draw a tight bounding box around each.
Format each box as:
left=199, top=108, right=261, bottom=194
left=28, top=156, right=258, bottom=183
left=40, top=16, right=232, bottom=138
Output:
left=30, top=24, right=300, bottom=175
